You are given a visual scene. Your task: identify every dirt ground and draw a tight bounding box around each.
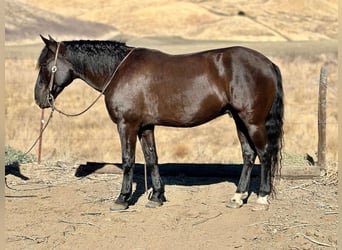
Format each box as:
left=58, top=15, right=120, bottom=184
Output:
left=5, top=161, right=337, bottom=250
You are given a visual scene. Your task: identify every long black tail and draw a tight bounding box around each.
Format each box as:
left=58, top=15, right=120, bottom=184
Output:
left=266, top=63, right=284, bottom=193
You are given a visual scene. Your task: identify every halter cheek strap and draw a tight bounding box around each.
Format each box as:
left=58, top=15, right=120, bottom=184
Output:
left=47, top=42, right=61, bottom=105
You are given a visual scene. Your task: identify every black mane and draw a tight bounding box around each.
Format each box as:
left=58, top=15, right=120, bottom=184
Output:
left=38, top=40, right=132, bottom=76
left=65, top=40, right=132, bottom=75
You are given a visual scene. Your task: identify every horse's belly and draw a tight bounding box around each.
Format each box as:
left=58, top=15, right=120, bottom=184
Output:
left=154, top=94, right=226, bottom=127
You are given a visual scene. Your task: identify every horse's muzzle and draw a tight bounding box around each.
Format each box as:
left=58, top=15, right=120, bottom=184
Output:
left=35, top=93, right=52, bottom=109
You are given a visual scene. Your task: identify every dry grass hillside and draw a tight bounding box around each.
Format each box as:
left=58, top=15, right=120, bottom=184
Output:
left=5, top=54, right=338, bottom=167
left=7, top=0, right=338, bottom=43
left=5, top=0, right=117, bottom=45
left=5, top=0, right=338, bottom=169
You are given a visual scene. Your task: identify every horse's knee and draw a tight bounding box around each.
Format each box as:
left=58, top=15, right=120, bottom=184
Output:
left=144, top=147, right=158, bottom=165
left=242, top=148, right=256, bottom=164
left=122, top=156, right=135, bottom=173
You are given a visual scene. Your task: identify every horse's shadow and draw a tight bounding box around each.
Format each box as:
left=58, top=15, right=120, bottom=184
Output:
left=75, top=162, right=261, bottom=206
left=5, top=162, right=30, bottom=180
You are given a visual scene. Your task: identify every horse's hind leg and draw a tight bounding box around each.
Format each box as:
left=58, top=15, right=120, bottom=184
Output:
left=244, top=123, right=272, bottom=210
left=138, top=126, right=166, bottom=208
left=227, top=120, right=256, bottom=208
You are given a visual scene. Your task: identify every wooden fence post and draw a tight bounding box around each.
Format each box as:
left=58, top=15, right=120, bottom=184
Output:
left=317, top=66, right=327, bottom=174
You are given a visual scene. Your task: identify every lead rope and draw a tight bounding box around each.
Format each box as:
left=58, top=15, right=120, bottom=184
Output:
left=21, top=43, right=61, bottom=156
left=144, top=163, right=148, bottom=195
left=23, top=45, right=150, bottom=194
left=24, top=46, right=135, bottom=155
left=22, top=108, right=54, bottom=156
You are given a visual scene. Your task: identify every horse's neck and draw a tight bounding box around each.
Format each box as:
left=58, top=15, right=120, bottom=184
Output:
left=74, top=61, right=119, bottom=92
left=70, top=47, right=131, bottom=92
left=76, top=68, right=114, bottom=92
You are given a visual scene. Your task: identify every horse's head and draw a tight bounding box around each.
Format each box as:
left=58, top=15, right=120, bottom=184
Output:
left=35, top=35, right=75, bottom=109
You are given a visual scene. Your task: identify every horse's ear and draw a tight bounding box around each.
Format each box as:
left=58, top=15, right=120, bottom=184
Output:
left=40, top=35, right=50, bottom=45
left=40, top=34, right=58, bottom=53
left=48, top=35, right=56, bottom=42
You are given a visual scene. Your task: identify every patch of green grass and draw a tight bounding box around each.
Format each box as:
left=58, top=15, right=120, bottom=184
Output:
left=282, top=152, right=315, bottom=166
left=5, top=145, right=36, bottom=166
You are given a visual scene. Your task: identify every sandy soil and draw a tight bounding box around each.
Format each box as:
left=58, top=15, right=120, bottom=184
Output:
left=5, top=162, right=337, bottom=249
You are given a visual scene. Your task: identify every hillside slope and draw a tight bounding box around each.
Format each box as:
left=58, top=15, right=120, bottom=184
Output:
left=5, top=0, right=117, bottom=44
left=6, top=0, right=338, bottom=44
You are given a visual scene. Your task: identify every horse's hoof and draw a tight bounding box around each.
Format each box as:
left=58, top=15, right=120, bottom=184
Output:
left=256, top=195, right=269, bottom=205
left=145, top=200, right=163, bottom=208
left=110, top=201, right=129, bottom=211
left=251, top=203, right=269, bottom=211
left=226, top=199, right=243, bottom=208
left=226, top=192, right=248, bottom=208
left=251, top=195, right=269, bottom=211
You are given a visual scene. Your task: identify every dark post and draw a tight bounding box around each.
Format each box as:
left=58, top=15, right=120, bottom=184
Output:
left=317, top=67, right=327, bottom=174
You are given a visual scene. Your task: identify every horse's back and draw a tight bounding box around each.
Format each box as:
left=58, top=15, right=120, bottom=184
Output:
left=107, top=46, right=277, bottom=127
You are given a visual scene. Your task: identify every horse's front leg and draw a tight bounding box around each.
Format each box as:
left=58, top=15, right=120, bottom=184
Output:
left=110, top=122, right=138, bottom=211
left=138, top=126, right=166, bottom=208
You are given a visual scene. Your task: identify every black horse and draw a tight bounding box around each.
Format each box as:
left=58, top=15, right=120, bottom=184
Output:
left=35, top=35, right=283, bottom=211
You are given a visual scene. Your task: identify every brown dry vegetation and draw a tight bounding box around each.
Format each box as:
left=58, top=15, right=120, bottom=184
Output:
left=6, top=0, right=338, bottom=44
left=5, top=52, right=338, bottom=169
left=5, top=0, right=338, bottom=170
left=18, top=0, right=338, bottom=42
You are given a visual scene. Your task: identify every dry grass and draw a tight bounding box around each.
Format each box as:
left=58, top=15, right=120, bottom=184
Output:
left=5, top=52, right=338, bottom=173
left=276, top=54, right=338, bottom=167
left=16, top=0, right=337, bottom=43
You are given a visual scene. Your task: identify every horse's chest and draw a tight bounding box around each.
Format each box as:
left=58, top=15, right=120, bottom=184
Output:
left=104, top=86, right=145, bottom=122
